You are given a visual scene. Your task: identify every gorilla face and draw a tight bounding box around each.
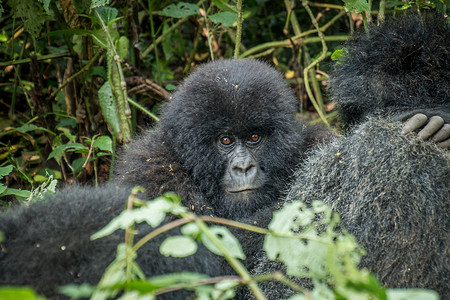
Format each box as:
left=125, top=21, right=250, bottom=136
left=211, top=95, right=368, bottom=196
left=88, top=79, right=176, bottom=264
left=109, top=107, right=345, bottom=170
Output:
left=218, top=133, right=266, bottom=201
left=161, top=59, right=306, bottom=217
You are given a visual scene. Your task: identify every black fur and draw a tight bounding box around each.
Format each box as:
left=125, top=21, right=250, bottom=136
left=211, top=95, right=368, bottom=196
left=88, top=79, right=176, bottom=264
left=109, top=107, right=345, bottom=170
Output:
left=0, top=59, right=315, bottom=299
left=331, top=14, right=450, bottom=127
left=251, top=14, right=450, bottom=299
left=0, top=185, right=221, bottom=299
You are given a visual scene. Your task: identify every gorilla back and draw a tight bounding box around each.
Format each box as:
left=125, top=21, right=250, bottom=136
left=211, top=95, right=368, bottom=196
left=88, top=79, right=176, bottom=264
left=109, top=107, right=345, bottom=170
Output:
left=289, top=14, right=450, bottom=297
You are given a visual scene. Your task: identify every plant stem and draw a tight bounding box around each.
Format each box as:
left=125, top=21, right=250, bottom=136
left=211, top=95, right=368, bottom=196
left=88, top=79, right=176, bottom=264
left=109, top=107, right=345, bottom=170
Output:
left=191, top=214, right=267, bottom=300
left=49, top=50, right=103, bottom=100
left=127, top=98, right=160, bottom=121
left=301, top=0, right=330, bottom=126
left=378, top=0, right=386, bottom=25
left=240, top=11, right=346, bottom=58
left=141, top=0, right=206, bottom=59
left=95, top=9, right=132, bottom=144
left=202, top=4, right=214, bottom=61
left=234, top=0, right=243, bottom=58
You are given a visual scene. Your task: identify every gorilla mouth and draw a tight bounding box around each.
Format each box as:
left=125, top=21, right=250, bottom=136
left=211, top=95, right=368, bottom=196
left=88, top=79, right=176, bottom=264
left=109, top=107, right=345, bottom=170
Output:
left=227, top=187, right=260, bottom=193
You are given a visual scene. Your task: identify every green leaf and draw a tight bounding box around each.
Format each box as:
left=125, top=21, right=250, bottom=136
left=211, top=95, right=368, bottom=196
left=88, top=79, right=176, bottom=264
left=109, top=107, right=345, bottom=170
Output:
left=98, top=81, right=121, bottom=135
left=0, top=165, right=13, bottom=177
left=386, top=289, right=439, bottom=300
left=94, top=7, right=118, bottom=24
left=0, top=184, right=7, bottom=194
left=160, top=2, right=200, bottom=18
left=33, top=175, right=48, bottom=183
left=0, top=287, right=46, bottom=300
left=342, top=0, right=369, bottom=13
left=38, top=0, right=51, bottom=12
left=118, top=273, right=209, bottom=293
left=71, top=157, right=86, bottom=174
left=15, top=124, right=47, bottom=133
left=7, top=0, right=46, bottom=38
left=116, top=36, right=129, bottom=60
left=91, top=197, right=173, bottom=240
left=92, top=243, right=144, bottom=299
left=208, top=12, right=237, bottom=27
left=56, top=118, right=78, bottom=129
left=211, top=0, right=238, bottom=12
left=181, top=223, right=200, bottom=236
left=92, top=27, right=119, bottom=48
left=201, top=226, right=246, bottom=259
left=48, top=143, right=89, bottom=165
left=265, top=201, right=339, bottom=277
left=0, top=34, right=8, bottom=42
left=63, top=131, right=76, bottom=143
left=90, top=0, right=109, bottom=10
left=165, top=84, right=177, bottom=91
left=85, top=66, right=107, bottom=82
left=42, top=29, right=92, bottom=38
left=1, top=188, right=31, bottom=198
left=58, top=283, right=94, bottom=299
left=94, top=136, right=113, bottom=153
left=160, top=236, right=198, bottom=257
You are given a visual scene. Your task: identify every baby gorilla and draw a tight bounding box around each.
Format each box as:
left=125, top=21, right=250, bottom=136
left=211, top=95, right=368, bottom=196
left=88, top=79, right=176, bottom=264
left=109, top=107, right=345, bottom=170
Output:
left=114, top=59, right=311, bottom=219
left=0, top=59, right=315, bottom=299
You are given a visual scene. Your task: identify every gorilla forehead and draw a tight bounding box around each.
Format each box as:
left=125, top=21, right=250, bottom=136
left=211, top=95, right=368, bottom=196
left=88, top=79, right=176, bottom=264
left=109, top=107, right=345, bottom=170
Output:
left=162, top=59, right=298, bottom=136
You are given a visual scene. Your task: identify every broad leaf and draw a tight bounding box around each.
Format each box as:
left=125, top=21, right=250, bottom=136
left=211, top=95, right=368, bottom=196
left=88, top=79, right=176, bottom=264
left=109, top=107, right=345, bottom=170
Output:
left=98, top=81, right=121, bottom=135
left=91, top=197, right=173, bottom=240
left=201, top=226, right=245, bottom=259
left=0, top=165, right=13, bottom=177
left=208, top=12, right=237, bottom=27
left=94, top=136, right=113, bottom=153
left=160, top=2, right=199, bottom=18
left=48, top=143, right=89, bottom=165
left=160, top=236, right=198, bottom=257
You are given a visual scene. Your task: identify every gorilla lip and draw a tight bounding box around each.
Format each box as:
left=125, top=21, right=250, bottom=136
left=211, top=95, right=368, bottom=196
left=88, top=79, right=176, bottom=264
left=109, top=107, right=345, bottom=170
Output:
left=227, top=188, right=258, bottom=193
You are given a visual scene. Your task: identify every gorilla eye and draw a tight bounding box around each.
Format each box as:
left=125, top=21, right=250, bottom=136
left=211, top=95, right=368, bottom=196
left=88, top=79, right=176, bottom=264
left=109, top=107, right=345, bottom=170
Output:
left=248, top=134, right=261, bottom=143
left=220, top=136, right=233, bottom=145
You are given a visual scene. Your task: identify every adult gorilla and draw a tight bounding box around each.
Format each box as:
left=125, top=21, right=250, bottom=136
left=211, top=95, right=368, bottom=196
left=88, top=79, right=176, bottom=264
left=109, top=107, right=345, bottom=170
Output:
left=0, top=59, right=319, bottom=299
left=252, top=14, right=449, bottom=299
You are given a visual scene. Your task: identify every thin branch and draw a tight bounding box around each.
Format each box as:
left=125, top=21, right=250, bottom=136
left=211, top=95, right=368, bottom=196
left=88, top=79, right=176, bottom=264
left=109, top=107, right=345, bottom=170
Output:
left=234, top=0, right=244, bottom=58
left=82, top=137, right=95, bottom=168
left=0, top=52, right=71, bottom=67
left=153, top=275, right=242, bottom=296
left=49, top=50, right=103, bottom=100
left=200, top=216, right=269, bottom=234
left=140, top=0, right=206, bottom=59
left=127, top=98, right=160, bottom=122
left=240, top=11, right=346, bottom=58
left=301, top=0, right=330, bottom=126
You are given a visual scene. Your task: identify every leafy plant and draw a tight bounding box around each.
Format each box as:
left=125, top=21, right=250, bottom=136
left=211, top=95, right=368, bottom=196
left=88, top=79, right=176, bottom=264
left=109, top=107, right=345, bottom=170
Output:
left=55, top=190, right=439, bottom=300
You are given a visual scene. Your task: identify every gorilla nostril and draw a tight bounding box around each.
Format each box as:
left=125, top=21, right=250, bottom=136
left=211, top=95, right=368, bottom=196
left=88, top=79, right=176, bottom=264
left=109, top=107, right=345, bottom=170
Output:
left=233, top=163, right=255, bottom=174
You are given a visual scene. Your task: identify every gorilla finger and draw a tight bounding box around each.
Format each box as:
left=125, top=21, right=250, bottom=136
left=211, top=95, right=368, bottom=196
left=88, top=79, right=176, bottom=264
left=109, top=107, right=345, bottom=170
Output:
left=437, top=138, right=450, bottom=149
left=417, top=116, right=445, bottom=140
left=432, top=124, right=450, bottom=142
left=402, top=113, right=427, bottom=134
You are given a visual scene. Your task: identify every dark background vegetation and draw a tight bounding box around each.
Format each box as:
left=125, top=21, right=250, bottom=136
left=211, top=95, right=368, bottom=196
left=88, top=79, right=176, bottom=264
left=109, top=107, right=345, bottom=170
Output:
left=0, top=0, right=446, bottom=203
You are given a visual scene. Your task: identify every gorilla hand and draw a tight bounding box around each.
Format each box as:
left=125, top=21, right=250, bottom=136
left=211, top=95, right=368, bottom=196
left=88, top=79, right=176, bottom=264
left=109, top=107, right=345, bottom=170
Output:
left=402, top=113, right=450, bottom=149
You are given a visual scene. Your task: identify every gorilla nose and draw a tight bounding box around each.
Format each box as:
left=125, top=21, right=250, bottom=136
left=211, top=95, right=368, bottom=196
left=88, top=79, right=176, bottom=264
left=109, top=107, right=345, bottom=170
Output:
left=232, top=159, right=257, bottom=178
